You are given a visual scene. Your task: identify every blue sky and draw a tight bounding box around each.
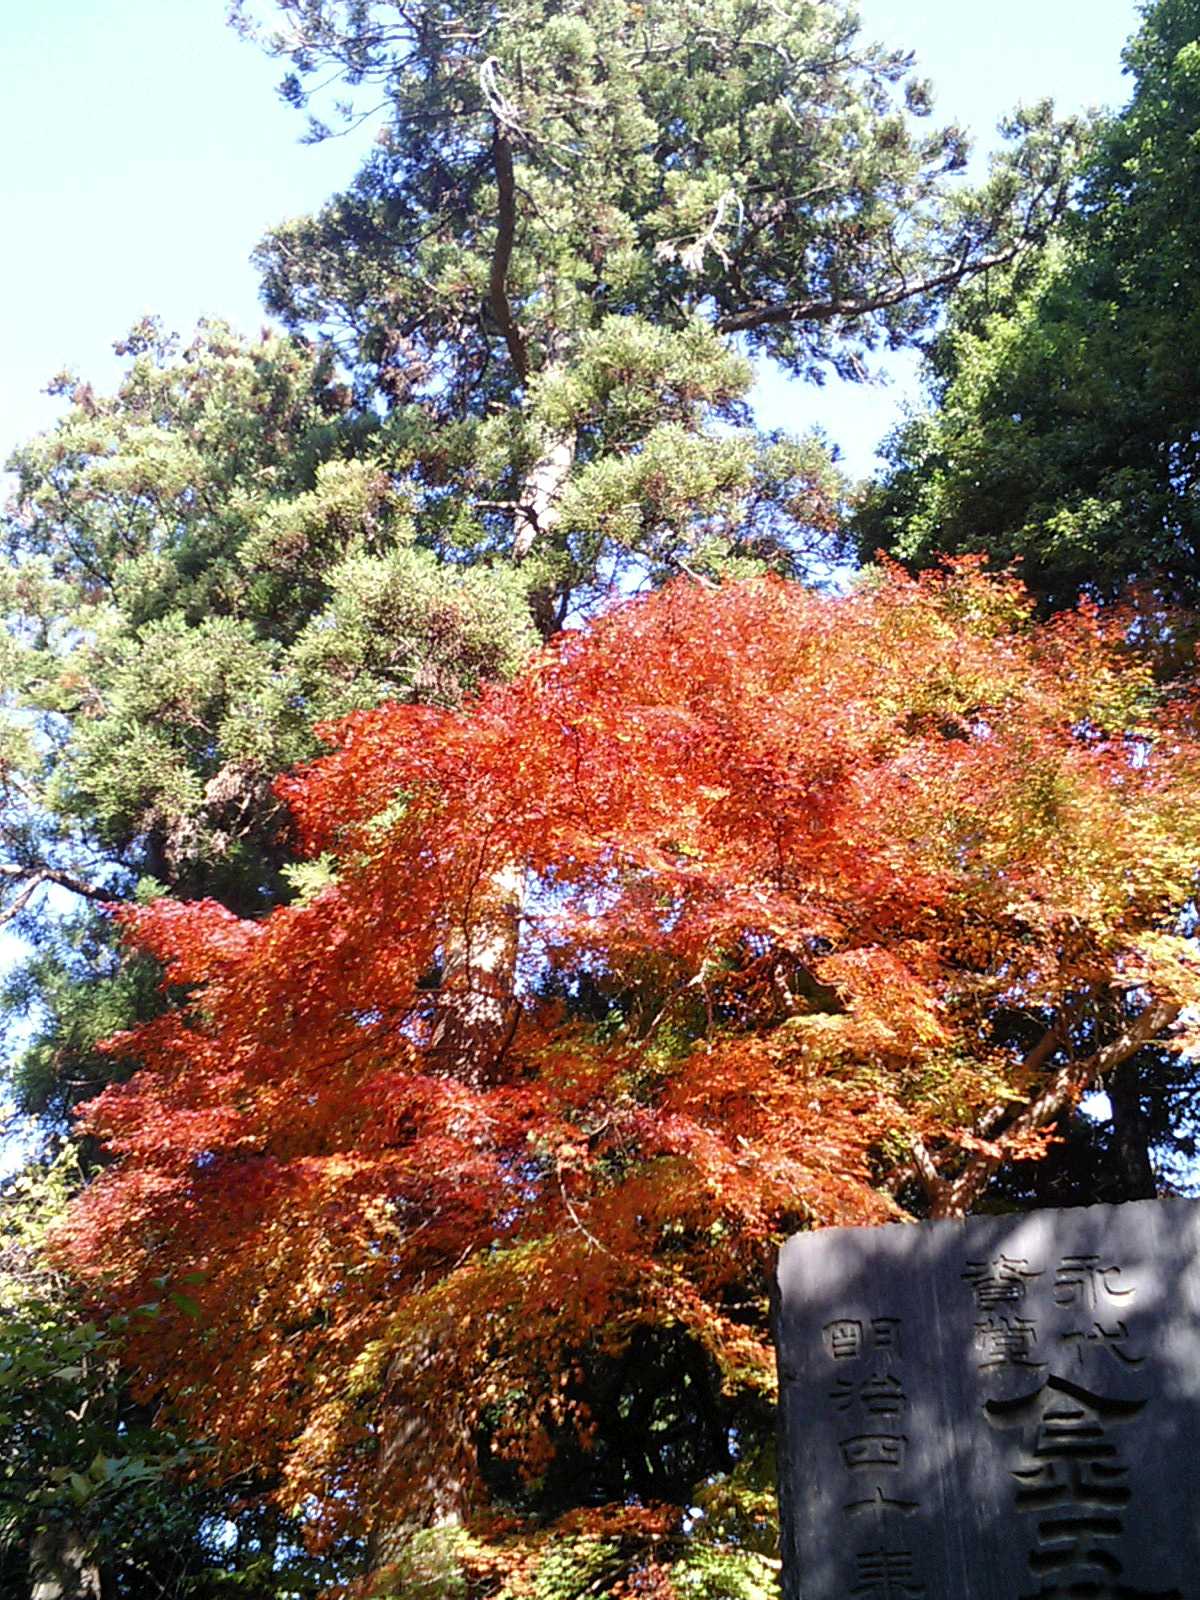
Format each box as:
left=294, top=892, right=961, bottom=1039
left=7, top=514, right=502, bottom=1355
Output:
left=0, top=1, right=1144, bottom=1159
left=1, top=2, right=372, bottom=461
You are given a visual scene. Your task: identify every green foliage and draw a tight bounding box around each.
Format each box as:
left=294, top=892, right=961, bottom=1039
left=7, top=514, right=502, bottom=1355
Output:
left=291, top=548, right=536, bottom=716
left=3, top=321, right=539, bottom=908
left=225, top=0, right=1080, bottom=633
left=857, top=0, right=1200, bottom=609
left=0, top=1156, right=181, bottom=1583
left=368, top=1527, right=473, bottom=1599
left=667, top=1545, right=780, bottom=1600
left=239, top=0, right=1077, bottom=385
left=513, top=1538, right=623, bottom=1600
left=1, top=911, right=165, bottom=1132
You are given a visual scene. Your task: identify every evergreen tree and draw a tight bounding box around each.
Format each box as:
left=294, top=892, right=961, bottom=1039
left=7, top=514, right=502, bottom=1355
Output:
left=856, top=0, right=1200, bottom=610
left=233, top=0, right=1079, bottom=622
left=2, top=318, right=536, bottom=1121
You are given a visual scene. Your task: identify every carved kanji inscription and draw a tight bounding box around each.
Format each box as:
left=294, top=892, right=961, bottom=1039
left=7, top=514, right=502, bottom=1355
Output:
left=775, top=1200, right=1200, bottom=1600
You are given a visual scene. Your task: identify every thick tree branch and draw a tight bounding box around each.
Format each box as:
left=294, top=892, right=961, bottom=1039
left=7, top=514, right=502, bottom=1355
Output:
left=888, top=999, right=1088, bottom=1203
left=906, top=1135, right=945, bottom=1209
left=489, top=128, right=529, bottom=384
left=929, top=998, right=1181, bottom=1219
left=0, top=866, right=110, bottom=928
left=714, top=242, right=1031, bottom=337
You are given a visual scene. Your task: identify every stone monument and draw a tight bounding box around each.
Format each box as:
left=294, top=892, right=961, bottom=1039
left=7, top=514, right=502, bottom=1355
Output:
left=774, top=1200, right=1200, bottom=1598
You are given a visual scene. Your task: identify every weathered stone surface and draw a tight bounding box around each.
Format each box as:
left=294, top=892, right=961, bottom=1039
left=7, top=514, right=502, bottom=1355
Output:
left=774, top=1201, right=1200, bottom=1599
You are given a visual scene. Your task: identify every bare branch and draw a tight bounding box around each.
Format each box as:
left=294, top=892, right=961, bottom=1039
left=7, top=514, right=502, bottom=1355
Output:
left=0, top=867, right=110, bottom=929
left=885, top=996, right=1086, bottom=1202
left=671, top=558, right=719, bottom=590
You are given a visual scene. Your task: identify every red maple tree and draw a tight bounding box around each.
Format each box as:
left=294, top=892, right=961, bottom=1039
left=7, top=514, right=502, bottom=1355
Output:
left=59, top=566, right=1200, bottom=1584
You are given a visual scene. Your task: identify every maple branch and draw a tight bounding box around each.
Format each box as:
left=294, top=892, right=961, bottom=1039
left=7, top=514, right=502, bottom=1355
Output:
left=714, top=242, right=1031, bottom=336
left=488, top=126, right=530, bottom=384
left=671, top=557, right=719, bottom=591
left=889, top=998, right=1090, bottom=1205
left=1018, top=1009, right=1078, bottom=1077
left=556, top=1161, right=616, bottom=1258
left=929, top=998, right=1181, bottom=1220
left=905, top=1135, right=945, bottom=1209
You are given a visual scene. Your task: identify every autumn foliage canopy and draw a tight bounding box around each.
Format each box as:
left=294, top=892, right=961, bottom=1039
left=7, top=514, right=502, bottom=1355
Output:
left=60, top=566, right=1200, bottom=1571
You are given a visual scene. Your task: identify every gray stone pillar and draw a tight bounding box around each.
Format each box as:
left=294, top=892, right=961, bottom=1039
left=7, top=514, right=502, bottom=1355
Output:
left=774, top=1200, right=1200, bottom=1599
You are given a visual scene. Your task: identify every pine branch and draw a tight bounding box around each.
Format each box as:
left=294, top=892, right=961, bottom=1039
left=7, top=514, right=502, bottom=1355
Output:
left=715, top=242, right=1031, bottom=336
left=0, top=865, right=110, bottom=928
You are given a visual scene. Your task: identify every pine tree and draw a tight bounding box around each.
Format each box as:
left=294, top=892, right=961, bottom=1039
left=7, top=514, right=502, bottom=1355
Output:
left=234, top=0, right=1080, bottom=619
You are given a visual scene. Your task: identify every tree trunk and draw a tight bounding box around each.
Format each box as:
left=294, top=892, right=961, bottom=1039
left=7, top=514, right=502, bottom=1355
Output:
left=367, top=865, right=525, bottom=1573
left=513, top=429, right=576, bottom=560
left=29, top=1524, right=101, bottom=1600
left=1107, top=1058, right=1157, bottom=1199
left=511, top=403, right=576, bottom=637
left=365, top=409, right=573, bottom=1580
left=428, top=859, right=524, bottom=1088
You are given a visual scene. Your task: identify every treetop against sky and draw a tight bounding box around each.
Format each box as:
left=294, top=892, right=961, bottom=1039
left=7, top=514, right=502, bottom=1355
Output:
left=1, top=0, right=1137, bottom=476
